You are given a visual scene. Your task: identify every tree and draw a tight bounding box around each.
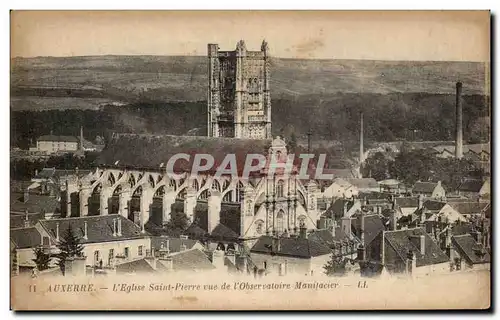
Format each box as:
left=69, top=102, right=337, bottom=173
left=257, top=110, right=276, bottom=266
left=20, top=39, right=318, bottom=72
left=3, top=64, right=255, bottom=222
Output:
left=55, top=225, right=84, bottom=275
left=32, top=247, right=52, bottom=271
left=166, top=211, right=189, bottom=232
left=361, top=152, right=389, bottom=181
left=323, top=254, right=348, bottom=277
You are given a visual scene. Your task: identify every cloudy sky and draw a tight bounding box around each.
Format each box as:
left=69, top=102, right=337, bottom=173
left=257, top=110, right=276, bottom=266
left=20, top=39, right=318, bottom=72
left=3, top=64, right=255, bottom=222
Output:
left=11, top=11, right=489, bottom=61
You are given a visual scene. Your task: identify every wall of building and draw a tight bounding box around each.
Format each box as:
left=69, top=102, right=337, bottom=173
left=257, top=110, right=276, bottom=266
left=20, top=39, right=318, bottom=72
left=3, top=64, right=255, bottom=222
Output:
left=250, top=252, right=330, bottom=276
left=81, top=238, right=151, bottom=267
left=37, top=141, right=78, bottom=153
left=414, top=262, right=450, bottom=276
left=17, top=248, right=36, bottom=267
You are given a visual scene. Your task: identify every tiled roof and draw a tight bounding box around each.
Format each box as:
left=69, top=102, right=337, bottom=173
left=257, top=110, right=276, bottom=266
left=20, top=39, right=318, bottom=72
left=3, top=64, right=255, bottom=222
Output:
left=395, top=197, right=419, bottom=208
left=96, top=133, right=272, bottom=172
left=10, top=227, right=42, bottom=249
left=351, top=214, right=385, bottom=248
left=449, top=202, right=489, bottom=215
left=422, top=200, right=446, bottom=211
left=116, top=258, right=157, bottom=274
left=38, top=135, right=79, bottom=143
left=250, top=235, right=331, bottom=258
left=346, top=178, right=379, bottom=189
left=307, top=228, right=359, bottom=248
left=169, top=249, right=215, bottom=271
left=150, top=236, right=200, bottom=253
left=10, top=212, right=44, bottom=229
left=452, top=235, right=491, bottom=265
left=412, top=182, right=439, bottom=194
left=458, top=179, right=484, bottom=193
left=322, top=198, right=355, bottom=220
left=10, top=192, right=60, bottom=214
left=38, top=215, right=149, bottom=244
left=451, top=223, right=474, bottom=236
left=384, top=228, right=449, bottom=268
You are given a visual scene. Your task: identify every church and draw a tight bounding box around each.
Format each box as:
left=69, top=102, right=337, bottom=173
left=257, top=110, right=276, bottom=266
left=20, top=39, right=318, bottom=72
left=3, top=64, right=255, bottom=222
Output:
left=60, top=40, right=322, bottom=247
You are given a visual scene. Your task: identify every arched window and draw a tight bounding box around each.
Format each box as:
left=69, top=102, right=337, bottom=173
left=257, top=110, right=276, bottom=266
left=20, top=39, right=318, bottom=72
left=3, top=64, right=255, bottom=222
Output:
left=193, top=179, right=200, bottom=191
left=108, top=173, right=116, bottom=186
left=154, top=186, right=165, bottom=198
left=222, top=191, right=233, bottom=203
left=276, top=180, right=284, bottom=198
left=199, top=189, right=209, bottom=200
left=276, top=210, right=285, bottom=234
left=176, top=188, right=186, bottom=200
left=148, top=175, right=155, bottom=188
left=212, top=179, right=221, bottom=191
left=169, top=179, right=177, bottom=191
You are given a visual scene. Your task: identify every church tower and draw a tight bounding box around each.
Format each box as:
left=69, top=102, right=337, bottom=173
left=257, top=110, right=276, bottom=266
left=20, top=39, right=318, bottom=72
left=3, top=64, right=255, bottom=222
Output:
left=207, top=40, right=272, bottom=139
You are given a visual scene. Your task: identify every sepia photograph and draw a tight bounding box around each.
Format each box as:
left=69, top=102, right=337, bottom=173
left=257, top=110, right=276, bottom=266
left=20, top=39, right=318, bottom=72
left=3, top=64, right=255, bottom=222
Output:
left=8, top=10, right=491, bottom=310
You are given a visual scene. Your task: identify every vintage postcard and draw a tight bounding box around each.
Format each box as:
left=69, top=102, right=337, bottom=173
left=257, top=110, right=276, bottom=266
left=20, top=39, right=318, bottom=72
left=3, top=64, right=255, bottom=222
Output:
left=9, top=10, right=491, bottom=310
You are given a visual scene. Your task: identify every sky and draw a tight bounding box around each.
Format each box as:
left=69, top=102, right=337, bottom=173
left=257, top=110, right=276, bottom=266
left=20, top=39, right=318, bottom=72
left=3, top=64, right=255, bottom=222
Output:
left=10, top=11, right=490, bottom=61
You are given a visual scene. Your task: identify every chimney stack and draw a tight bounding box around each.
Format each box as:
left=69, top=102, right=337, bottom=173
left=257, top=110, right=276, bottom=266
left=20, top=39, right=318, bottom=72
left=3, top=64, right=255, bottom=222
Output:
left=455, top=82, right=463, bottom=159
left=56, top=222, right=60, bottom=241
left=24, top=210, right=30, bottom=228
left=419, top=234, right=425, bottom=255
left=117, top=218, right=122, bottom=236
left=83, top=221, right=88, bottom=240
left=112, top=218, right=117, bottom=237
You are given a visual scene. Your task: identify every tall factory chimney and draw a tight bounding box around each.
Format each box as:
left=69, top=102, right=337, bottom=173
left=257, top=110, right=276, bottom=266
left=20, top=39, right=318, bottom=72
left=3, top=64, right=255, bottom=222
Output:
left=455, top=82, right=463, bottom=159
left=359, top=112, right=364, bottom=164
left=80, top=126, right=84, bottom=152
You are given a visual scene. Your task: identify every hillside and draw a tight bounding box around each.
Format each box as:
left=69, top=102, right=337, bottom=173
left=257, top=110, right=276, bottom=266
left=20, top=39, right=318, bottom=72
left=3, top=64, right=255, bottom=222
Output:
left=10, top=55, right=490, bottom=153
left=11, top=55, right=488, bottom=108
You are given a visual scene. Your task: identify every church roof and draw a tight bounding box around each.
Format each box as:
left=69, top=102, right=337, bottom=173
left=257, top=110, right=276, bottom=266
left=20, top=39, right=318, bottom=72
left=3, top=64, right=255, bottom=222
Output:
left=97, top=133, right=272, bottom=173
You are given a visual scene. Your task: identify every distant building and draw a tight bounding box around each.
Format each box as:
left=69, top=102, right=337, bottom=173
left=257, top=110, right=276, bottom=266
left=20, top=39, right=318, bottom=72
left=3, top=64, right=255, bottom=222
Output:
left=321, top=178, right=357, bottom=200
left=33, top=135, right=79, bottom=154
left=346, top=178, right=379, bottom=193
left=457, top=178, right=490, bottom=199
left=412, top=181, right=446, bottom=199
left=413, top=200, right=467, bottom=225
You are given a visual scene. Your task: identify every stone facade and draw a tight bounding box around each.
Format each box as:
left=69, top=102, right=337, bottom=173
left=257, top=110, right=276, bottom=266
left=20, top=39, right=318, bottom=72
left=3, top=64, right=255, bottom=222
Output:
left=207, top=40, right=272, bottom=139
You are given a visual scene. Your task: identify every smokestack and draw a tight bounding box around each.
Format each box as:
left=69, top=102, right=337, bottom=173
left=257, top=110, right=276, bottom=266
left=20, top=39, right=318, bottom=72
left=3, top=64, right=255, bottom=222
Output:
left=360, top=112, right=364, bottom=164
left=80, top=126, right=84, bottom=152
left=455, top=82, right=463, bottom=159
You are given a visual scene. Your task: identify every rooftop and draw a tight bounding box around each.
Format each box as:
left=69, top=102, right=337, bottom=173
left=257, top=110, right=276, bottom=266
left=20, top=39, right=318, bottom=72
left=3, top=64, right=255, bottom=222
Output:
left=10, top=227, right=42, bottom=249
left=384, top=228, right=449, bottom=268
left=38, top=215, right=149, bottom=244
left=38, top=135, right=79, bottom=143
left=451, top=234, right=490, bottom=265
left=412, top=181, right=441, bottom=194
left=250, top=235, right=332, bottom=258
